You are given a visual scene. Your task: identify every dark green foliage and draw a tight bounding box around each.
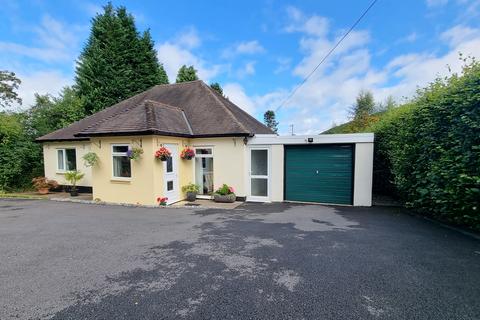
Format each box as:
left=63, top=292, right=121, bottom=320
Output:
left=327, top=59, right=480, bottom=230
left=176, top=65, right=198, bottom=83
left=0, top=112, right=43, bottom=191
left=75, top=3, right=167, bottom=114
left=264, top=110, right=279, bottom=133
left=0, top=70, right=22, bottom=108
left=209, top=82, right=223, bottom=96
left=350, top=90, right=375, bottom=120
left=27, top=87, right=85, bottom=137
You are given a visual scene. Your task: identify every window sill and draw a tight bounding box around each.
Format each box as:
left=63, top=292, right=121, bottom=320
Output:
left=110, top=178, right=131, bottom=183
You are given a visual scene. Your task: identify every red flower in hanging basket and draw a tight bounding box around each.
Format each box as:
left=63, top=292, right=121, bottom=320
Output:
left=154, top=147, right=171, bottom=161
left=180, top=147, right=195, bottom=160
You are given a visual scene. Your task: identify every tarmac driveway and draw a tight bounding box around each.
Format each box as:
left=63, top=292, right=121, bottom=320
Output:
left=0, top=199, right=479, bottom=319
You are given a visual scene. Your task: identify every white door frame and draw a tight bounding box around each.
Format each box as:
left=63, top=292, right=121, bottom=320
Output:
left=247, top=146, right=271, bottom=202
left=192, top=146, right=214, bottom=199
left=163, top=143, right=180, bottom=204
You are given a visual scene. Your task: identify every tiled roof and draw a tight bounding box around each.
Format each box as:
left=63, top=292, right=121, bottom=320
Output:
left=37, top=80, right=273, bottom=141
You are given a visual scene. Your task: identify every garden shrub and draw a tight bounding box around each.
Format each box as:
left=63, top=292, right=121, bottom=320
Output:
left=374, top=62, right=480, bottom=230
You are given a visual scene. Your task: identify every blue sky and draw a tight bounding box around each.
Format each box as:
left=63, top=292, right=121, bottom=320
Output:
left=1, top=0, right=480, bottom=134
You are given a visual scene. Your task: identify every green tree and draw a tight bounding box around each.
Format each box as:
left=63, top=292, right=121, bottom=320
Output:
left=0, top=112, right=43, bottom=191
left=27, top=86, right=85, bottom=137
left=263, top=110, right=279, bottom=133
left=75, top=3, right=167, bottom=114
left=350, top=90, right=375, bottom=120
left=0, top=70, right=22, bottom=108
left=176, top=65, right=198, bottom=83
left=209, top=82, right=223, bottom=96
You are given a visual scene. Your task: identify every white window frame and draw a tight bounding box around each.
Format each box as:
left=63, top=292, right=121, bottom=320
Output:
left=193, top=146, right=214, bottom=199
left=56, top=148, right=77, bottom=172
left=111, top=144, right=131, bottom=180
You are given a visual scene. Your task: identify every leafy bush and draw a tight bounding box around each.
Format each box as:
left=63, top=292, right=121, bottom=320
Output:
left=182, top=183, right=200, bottom=193
left=64, top=170, right=85, bottom=192
left=31, top=177, right=58, bottom=191
left=325, top=58, right=480, bottom=230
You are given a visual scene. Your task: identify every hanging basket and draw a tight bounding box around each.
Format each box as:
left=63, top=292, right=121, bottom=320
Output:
left=180, top=147, right=195, bottom=160
left=155, top=147, right=171, bottom=161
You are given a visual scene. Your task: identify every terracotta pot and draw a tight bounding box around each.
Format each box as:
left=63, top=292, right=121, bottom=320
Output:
left=213, top=193, right=236, bottom=203
left=37, top=188, right=49, bottom=195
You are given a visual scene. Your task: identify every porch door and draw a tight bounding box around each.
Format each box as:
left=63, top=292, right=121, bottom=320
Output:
left=248, top=147, right=270, bottom=202
left=164, top=144, right=179, bottom=204
left=195, top=147, right=214, bottom=198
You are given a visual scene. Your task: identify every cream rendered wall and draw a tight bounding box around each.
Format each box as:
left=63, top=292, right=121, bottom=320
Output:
left=192, top=137, right=247, bottom=197
left=43, top=141, right=92, bottom=186
left=353, top=143, right=374, bottom=206
left=90, top=136, right=157, bottom=205
left=269, top=144, right=284, bottom=202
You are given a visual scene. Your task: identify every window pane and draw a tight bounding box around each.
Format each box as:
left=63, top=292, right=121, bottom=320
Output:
left=167, top=180, right=173, bottom=191
left=251, top=149, right=268, bottom=175
left=57, top=150, right=64, bottom=170
left=65, top=149, right=76, bottom=171
left=195, top=157, right=213, bottom=195
left=166, top=156, right=173, bottom=173
left=251, top=178, right=268, bottom=197
left=195, top=148, right=212, bottom=155
left=113, top=145, right=128, bottom=153
left=113, top=156, right=131, bottom=177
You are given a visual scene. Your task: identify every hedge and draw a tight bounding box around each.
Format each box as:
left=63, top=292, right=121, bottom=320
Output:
left=371, top=62, right=480, bottom=230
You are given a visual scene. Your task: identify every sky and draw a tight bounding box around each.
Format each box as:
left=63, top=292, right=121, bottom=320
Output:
left=1, top=0, right=480, bottom=134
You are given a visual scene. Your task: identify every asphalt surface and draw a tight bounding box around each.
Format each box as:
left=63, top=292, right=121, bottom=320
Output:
left=0, top=199, right=479, bottom=320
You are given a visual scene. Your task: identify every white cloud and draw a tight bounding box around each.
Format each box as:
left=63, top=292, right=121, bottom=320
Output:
left=0, top=15, right=82, bottom=63
left=223, top=83, right=256, bottom=114
left=253, top=13, right=480, bottom=134
left=15, top=70, right=73, bottom=109
left=176, top=27, right=201, bottom=49
left=284, top=6, right=329, bottom=37
left=426, top=0, right=449, bottom=7
left=221, top=40, right=265, bottom=59
left=236, top=61, right=256, bottom=78
left=274, top=57, right=291, bottom=74
left=156, top=28, right=224, bottom=83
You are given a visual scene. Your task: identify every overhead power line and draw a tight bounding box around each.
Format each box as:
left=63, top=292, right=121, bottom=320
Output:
left=275, top=0, right=379, bottom=112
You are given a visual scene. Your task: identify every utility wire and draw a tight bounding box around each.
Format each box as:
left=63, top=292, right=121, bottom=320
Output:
left=275, top=0, right=378, bottom=112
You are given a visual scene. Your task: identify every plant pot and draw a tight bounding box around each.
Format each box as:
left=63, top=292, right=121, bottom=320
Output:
left=37, top=188, right=49, bottom=195
left=159, top=156, right=170, bottom=161
left=70, top=190, right=78, bottom=197
left=186, top=191, right=197, bottom=202
left=213, top=193, right=236, bottom=203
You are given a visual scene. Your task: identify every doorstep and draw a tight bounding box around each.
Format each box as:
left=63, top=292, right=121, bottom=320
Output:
left=171, top=199, right=243, bottom=209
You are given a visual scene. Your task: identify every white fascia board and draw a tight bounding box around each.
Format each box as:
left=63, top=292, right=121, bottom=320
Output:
left=248, top=133, right=374, bottom=145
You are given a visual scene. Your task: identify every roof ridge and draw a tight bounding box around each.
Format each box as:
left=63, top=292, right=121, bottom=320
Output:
left=143, top=99, right=184, bottom=111
left=200, top=81, right=250, bottom=134
left=152, top=79, right=203, bottom=89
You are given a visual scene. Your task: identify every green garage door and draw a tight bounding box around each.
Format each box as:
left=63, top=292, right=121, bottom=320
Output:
left=285, top=144, right=354, bottom=205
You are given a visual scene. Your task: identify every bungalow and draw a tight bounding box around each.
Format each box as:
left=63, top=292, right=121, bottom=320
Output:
left=37, top=80, right=373, bottom=206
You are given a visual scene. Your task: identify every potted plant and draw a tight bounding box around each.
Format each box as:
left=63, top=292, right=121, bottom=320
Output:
left=64, top=170, right=85, bottom=197
left=127, top=147, right=143, bottom=160
left=157, top=196, right=168, bottom=206
left=213, top=184, right=236, bottom=203
left=154, top=147, right=171, bottom=161
left=82, top=152, right=99, bottom=167
left=32, top=177, right=59, bottom=195
left=182, top=183, right=200, bottom=202
left=180, top=147, right=195, bottom=160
